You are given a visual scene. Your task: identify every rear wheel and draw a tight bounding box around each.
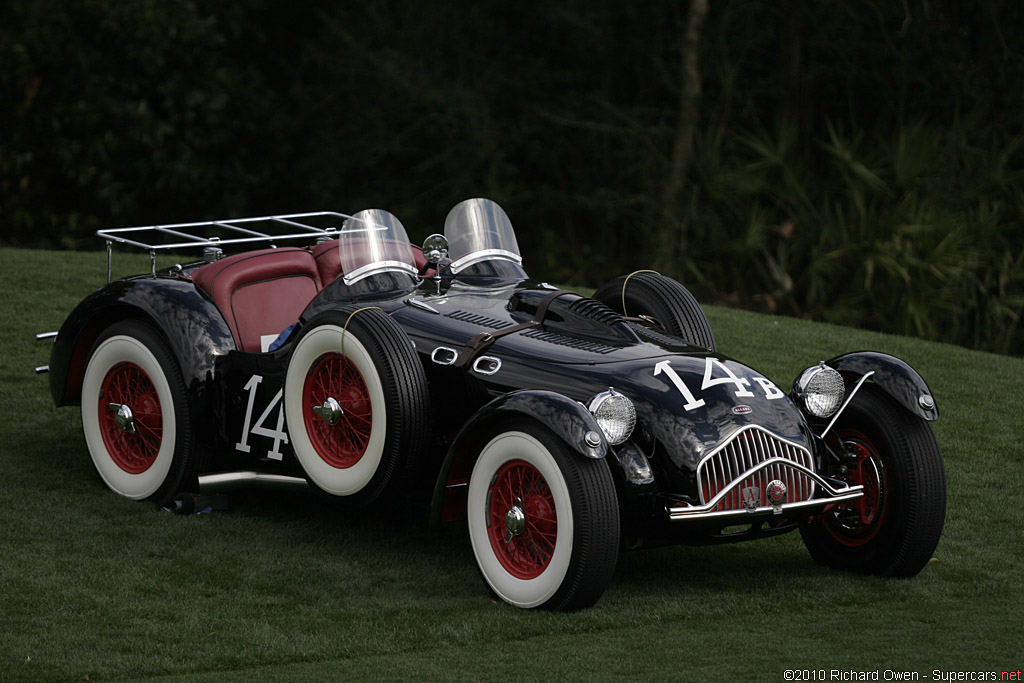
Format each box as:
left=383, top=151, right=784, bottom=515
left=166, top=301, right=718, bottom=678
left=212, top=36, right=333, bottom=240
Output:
left=81, top=320, right=199, bottom=505
left=466, top=419, right=620, bottom=610
left=800, top=385, right=946, bottom=576
left=284, top=308, right=429, bottom=507
left=593, top=272, right=715, bottom=351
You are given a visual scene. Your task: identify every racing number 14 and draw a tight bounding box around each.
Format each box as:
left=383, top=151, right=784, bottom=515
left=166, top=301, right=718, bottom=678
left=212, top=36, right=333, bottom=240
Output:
left=654, top=358, right=785, bottom=411
left=235, top=374, right=289, bottom=461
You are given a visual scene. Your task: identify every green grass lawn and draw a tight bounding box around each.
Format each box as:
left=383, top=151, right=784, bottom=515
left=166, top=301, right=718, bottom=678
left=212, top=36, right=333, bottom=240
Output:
left=1, top=247, right=1022, bottom=682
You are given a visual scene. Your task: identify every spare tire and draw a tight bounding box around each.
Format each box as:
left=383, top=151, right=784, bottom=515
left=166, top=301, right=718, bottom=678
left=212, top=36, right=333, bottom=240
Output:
left=283, top=307, right=430, bottom=507
left=593, top=272, right=716, bottom=351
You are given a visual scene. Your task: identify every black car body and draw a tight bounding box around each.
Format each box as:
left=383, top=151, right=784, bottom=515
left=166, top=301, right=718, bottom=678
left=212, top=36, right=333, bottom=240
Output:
left=43, top=199, right=947, bottom=609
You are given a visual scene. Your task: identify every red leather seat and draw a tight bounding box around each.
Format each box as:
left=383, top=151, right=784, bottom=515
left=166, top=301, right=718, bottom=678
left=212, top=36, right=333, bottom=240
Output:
left=192, top=248, right=321, bottom=353
left=311, top=239, right=344, bottom=284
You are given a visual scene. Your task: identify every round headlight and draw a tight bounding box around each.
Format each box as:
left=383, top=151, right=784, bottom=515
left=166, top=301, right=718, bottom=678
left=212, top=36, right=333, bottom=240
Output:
left=587, top=389, right=636, bottom=446
left=794, top=363, right=845, bottom=418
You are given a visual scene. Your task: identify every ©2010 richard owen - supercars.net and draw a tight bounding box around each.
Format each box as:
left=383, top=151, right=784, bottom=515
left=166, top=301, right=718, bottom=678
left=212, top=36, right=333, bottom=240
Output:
left=37, top=198, right=947, bottom=610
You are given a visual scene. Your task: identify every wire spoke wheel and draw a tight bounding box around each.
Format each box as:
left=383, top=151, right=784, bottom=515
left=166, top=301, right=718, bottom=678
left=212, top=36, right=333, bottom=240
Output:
left=284, top=308, right=429, bottom=505
left=99, top=361, right=163, bottom=474
left=486, top=459, right=558, bottom=579
left=467, top=420, right=619, bottom=610
left=81, top=321, right=198, bottom=504
left=302, top=352, right=373, bottom=468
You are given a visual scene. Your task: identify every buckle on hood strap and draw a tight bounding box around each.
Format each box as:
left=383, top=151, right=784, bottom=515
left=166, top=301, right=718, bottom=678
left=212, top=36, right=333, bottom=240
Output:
left=454, top=290, right=573, bottom=368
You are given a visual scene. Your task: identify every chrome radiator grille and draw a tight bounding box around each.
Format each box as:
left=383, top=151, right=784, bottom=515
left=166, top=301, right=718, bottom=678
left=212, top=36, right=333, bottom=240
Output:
left=696, top=427, right=815, bottom=511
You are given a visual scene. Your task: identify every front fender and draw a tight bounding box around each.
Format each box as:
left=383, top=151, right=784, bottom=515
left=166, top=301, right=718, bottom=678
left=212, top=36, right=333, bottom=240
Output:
left=826, top=351, right=938, bottom=421
left=429, top=390, right=608, bottom=526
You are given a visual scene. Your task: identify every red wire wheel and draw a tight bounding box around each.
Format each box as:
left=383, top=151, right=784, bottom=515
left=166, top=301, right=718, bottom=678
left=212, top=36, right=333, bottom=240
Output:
left=821, top=431, right=888, bottom=547
left=485, top=459, right=558, bottom=580
left=799, top=384, right=946, bottom=577
left=98, top=361, right=163, bottom=474
left=301, top=352, right=372, bottom=468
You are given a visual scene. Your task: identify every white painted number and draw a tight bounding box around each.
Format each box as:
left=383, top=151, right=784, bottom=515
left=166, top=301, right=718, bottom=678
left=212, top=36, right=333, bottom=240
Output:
left=236, top=374, right=289, bottom=461
left=654, top=361, right=705, bottom=410
left=701, top=357, right=754, bottom=397
left=656, top=358, right=785, bottom=412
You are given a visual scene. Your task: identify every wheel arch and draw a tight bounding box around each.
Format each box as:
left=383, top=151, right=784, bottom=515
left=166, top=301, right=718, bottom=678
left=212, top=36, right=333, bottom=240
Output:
left=430, top=390, right=608, bottom=526
left=825, top=351, right=938, bottom=422
left=50, top=279, right=235, bottom=408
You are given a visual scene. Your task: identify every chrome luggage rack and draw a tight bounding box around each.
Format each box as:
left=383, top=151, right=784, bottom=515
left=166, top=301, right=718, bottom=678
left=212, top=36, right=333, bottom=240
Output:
left=97, top=212, right=350, bottom=283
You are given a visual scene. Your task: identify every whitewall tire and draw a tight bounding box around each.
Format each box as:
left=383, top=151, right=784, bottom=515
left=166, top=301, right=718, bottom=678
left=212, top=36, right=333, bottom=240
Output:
left=466, top=419, right=620, bottom=610
left=81, top=321, right=197, bottom=503
left=283, top=308, right=429, bottom=507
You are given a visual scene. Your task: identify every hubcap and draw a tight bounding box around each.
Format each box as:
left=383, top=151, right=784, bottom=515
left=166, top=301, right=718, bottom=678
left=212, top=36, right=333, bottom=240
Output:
left=504, top=498, right=526, bottom=543
left=108, top=402, right=137, bottom=435
left=312, top=397, right=344, bottom=426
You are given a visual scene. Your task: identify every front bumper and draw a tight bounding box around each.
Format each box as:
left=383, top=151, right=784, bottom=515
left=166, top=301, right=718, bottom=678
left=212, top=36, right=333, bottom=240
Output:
left=666, top=457, right=863, bottom=522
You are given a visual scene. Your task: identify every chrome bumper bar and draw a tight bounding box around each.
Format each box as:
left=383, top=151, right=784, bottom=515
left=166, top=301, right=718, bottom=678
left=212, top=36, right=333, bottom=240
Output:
left=667, top=457, right=863, bottom=522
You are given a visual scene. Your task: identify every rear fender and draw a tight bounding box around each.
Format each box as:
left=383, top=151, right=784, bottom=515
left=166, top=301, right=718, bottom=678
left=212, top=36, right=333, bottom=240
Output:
left=826, top=351, right=938, bottom=421
left=429, top=390, right=607, bottom=525
left=50, top=278, right=235, bottom=407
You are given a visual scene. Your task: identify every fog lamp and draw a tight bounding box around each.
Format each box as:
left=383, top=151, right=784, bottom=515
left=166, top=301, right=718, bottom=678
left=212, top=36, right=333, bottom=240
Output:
left=588, top=389, right=636, bottom=445
left=794, top=363, right=845, bottom=418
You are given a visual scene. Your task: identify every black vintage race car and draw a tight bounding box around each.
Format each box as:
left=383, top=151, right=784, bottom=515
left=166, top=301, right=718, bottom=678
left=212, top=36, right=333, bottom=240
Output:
left=40, top=198, right=947, bottom=610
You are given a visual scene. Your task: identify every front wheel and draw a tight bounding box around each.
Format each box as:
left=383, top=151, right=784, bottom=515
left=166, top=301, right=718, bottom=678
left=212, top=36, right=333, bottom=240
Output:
left=800, top=384, right=946, bottom=577
left=466, top=419, right=620, bottom=610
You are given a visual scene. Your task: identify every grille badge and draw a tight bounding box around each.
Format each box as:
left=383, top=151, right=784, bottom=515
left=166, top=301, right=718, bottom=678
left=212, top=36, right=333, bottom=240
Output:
left=742, top=486, right=760, bottom=510
left=766, top=479, right=788, bottom=513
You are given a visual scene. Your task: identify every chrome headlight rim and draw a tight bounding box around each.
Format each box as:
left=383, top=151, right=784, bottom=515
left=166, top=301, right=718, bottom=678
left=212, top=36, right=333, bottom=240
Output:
left=794, top=363, right=846, bottom=419
left=587, top=388, right=636, bottom=446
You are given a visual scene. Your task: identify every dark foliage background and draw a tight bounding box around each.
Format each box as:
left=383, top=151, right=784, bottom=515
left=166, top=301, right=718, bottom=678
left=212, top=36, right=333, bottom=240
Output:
left=2, top=0, right=1022, bottom=354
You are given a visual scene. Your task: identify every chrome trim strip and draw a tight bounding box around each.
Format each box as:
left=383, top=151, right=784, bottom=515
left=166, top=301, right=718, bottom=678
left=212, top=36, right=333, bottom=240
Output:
left=449, top=249, right=523, bottom=274
left=198, top=471, right=309, bottom=490
left=35, top=365, right=49, bottom=374
left=342, top=260, right=418, bottom=285
left=405, top=297, right=440, bottom=314
left=36, top=331, right=58, bottom=341
left=669, top=456, right=863, bottom=520
left=821, top=370, right=875, bottom=438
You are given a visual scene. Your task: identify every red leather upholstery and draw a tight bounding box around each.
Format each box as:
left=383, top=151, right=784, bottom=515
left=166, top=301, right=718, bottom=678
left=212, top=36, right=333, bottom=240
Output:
left=192, top=248, right=321, bottom=353
left=312, top=239, right=344, bottom=284
left=311, top=239, right=430, bottom=284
